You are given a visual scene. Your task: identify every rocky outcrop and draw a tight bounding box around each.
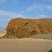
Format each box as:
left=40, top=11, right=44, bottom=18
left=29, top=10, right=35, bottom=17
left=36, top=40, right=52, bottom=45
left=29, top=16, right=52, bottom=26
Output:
left=3, top=18, right=52, bottom=38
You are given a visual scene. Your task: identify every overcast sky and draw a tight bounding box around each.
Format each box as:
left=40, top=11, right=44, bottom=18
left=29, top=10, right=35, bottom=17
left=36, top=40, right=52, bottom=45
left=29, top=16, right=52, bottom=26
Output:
left=0, top=0, right=52, bottom=31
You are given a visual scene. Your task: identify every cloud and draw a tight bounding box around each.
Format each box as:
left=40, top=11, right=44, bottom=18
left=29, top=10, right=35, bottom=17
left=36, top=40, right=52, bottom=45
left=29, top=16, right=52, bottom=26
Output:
left=27, top=4, right=44, bottom=11
left=46, top=5, right=52, bottom=10
left=35, top=15, right=47, bottom=19
left=27, top=14, right=47, bottom=19
left=0, top=10, right=24, bottom=19
left=27, top=3, right=52, bottom=11
left=48, top=0, right=52, bottom=2
left=0, top=10, right=48, bottom=20
left=0, top=0, right=6, bottom=4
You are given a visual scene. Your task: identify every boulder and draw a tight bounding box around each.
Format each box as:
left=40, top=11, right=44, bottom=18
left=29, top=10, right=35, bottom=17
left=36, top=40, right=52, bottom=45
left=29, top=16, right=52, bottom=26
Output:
left=3, top=18, right=52, bottom=38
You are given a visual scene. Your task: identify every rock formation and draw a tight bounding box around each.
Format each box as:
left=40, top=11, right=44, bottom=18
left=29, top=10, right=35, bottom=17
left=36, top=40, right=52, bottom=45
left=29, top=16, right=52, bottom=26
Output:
left=3, top=18, right=52, bottom=38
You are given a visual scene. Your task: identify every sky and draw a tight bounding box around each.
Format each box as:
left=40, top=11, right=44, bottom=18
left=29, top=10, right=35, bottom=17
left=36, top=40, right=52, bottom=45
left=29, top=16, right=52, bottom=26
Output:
left=0, top=0, right=52, bottom=31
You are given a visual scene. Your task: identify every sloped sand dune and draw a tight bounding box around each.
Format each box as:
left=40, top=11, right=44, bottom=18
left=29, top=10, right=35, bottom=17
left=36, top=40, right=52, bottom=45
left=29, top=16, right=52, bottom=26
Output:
left=0, top=31, right=6, bottom=37
left=0, top=38, right=52, bottom=52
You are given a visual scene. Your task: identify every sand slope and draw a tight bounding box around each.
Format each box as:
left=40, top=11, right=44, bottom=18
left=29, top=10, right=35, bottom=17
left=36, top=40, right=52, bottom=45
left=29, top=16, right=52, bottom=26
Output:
left=0, top=39, right=52, bottom=52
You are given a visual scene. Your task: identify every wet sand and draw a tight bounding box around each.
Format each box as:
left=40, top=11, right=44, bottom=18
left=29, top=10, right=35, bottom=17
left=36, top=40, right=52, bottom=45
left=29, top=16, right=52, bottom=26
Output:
left=0, top=39, right=52, bottom=52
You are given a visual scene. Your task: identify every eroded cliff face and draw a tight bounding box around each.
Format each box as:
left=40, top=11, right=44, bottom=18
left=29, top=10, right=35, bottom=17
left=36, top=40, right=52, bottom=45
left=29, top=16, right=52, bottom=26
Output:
left=3, top=18, right=52, bottom=38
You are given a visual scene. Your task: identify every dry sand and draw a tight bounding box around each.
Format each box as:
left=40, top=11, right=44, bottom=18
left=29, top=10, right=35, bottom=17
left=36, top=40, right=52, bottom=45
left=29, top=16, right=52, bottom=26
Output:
left=0, top=38, right=52, bottom=52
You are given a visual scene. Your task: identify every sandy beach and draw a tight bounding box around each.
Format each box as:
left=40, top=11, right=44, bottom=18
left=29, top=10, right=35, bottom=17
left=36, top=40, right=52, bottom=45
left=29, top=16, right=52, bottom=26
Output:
left=0, top=38, right=52, bottom=52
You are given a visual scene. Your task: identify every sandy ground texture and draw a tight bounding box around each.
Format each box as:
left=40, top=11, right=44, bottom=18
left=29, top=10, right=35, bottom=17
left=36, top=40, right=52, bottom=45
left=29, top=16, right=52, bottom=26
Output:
left=0, top=38, right=52, bottom=52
